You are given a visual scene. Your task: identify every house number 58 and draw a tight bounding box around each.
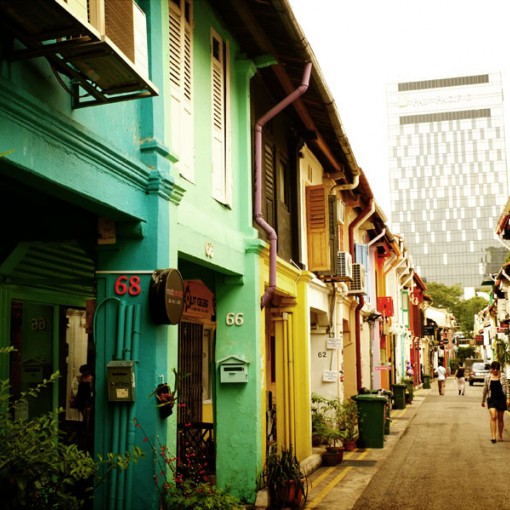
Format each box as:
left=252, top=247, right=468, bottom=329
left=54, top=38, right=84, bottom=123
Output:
left=225, top=313, right=244, bottom=326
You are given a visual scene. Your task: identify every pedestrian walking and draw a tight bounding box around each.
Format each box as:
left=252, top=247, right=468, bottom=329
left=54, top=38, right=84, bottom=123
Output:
left=436, top=363, right=447, bottom=395
left=70, top=364, right=94, bottom=451
left=481, top=361, right=510, bottom=443
left=455, top=365, right=465, bottom=395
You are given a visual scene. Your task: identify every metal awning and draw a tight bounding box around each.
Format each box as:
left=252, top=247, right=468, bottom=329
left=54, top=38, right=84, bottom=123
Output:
left=0, top=0, right=158, bottom=107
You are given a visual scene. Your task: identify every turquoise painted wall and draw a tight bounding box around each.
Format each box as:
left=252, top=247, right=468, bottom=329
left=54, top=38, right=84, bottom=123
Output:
left=0, top=2, right=177, bottom=508
left=169, top=2, right=263, bottom=502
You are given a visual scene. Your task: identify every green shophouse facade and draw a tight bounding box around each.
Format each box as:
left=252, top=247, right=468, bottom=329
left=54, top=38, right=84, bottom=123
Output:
left=0, top=0, right=264, bottom=507
left=1, top=1, right=176, bottom=509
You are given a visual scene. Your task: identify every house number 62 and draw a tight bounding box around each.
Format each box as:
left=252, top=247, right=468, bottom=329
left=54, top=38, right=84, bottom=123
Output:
left=225, top=313, right=244, bottom=326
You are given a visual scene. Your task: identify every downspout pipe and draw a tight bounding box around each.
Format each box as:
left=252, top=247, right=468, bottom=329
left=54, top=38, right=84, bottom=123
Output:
left=348, top=199, right=374, bottom=392
left=348, top=199, right=375, bottom=260
left=399, top=270, right=414, bottom=291
left=367, top=228, right=385, bottom=247
left=255, top=62, right=312, bottom=309
left=495, top=231, right=510, bottom=250
left=330, top=173, right=360, bottom=193
left=355, top=295, right=364, bottom=391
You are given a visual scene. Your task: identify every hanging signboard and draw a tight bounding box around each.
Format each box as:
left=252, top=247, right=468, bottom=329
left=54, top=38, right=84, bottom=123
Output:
left=182, top=280, right=215, bottom=321
left=149, top=268, right=184, bottom=325
left=326, top=337, right=342, bottom=349
left=322, top=370, right=338, bottom=382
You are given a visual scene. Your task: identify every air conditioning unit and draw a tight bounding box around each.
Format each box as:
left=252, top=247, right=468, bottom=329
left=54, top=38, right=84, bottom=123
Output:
left=497, top=299, right=509, bottom=322
left=104, top=0, right=149, bottom=79
left=349, top=263, right=366, bottom=294
left=336, top=252, right=353, bottom=280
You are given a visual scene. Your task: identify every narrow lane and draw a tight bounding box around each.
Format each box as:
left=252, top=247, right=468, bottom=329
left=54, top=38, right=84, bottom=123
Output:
left=305, top=378, right=510, bottom=509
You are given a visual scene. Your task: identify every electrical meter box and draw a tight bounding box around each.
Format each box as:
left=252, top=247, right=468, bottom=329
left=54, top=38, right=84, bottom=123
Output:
left=107, top=360, right=135, bottom=402
left=218, top=356, right=249, bottom=383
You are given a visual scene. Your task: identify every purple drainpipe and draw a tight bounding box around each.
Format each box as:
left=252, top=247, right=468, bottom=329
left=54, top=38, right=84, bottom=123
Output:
left=255, top=62, right=312, bottom=309
left=349, top=198, right=374, bottom=391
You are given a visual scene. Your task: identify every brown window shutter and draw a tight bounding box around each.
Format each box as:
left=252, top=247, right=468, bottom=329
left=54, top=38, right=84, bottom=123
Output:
left=306, top=184, right=329, bottom=271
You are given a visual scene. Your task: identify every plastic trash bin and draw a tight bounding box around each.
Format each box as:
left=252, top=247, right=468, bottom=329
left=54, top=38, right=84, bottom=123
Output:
left=363, top=389, right=392, bottom=435
left=422, top=374, right=431, bottom=389
left=404, top=378, right=414, bottom=402
left=391, top=383, right=407, bottom=410
left=352, top=394, right=387, bottom=449
left=378, top=389, right=393, bottom=435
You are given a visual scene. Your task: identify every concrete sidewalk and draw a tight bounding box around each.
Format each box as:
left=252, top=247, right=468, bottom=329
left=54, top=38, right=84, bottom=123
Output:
left=302, top=384, right=430, bottom=509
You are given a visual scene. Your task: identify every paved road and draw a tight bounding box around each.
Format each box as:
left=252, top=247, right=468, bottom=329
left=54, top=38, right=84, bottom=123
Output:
left=305, top=377, right=510, bottom=509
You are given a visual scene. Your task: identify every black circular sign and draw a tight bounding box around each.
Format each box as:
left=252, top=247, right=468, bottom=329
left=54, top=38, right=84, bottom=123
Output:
left=149, top=269, right=184, bottom=325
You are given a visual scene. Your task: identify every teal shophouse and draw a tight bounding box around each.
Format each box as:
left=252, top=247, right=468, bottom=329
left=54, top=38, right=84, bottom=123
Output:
left=0, top=1, right=178, bottom=508
left=0, top=0, right=265, bottom=508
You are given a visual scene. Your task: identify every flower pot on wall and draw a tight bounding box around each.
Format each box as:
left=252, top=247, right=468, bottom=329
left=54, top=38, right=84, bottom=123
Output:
left=155, top=383, right=175, bottom=419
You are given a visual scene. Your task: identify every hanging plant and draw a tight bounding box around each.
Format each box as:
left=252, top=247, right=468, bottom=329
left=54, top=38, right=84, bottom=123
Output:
left=149, top=369, right=189, bottom=419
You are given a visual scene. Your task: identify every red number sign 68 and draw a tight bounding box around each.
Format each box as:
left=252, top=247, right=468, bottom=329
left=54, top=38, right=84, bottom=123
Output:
left=115, top=275, right=141, bottom=296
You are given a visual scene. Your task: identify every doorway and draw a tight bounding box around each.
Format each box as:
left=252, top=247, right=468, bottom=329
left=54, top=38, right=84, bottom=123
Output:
left=9, top=300, right=94, bottom=452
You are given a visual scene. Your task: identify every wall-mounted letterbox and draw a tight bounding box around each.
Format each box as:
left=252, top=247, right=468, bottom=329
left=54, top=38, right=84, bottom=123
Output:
left=107, top=360, right=135, bottom=402
left=218, top=356, right=249, bottom=384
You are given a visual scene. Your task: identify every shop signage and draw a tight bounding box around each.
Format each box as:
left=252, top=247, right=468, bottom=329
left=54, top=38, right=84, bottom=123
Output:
left=149, top=268, right=184, bottom=325
left=182, top=280, right=215, bottom=321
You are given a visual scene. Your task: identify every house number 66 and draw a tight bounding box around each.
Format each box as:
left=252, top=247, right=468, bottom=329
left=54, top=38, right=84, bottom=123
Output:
left=225, top=313, right=244, bottom=326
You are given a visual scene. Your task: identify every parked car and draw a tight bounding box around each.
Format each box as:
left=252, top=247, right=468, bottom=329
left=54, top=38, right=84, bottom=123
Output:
left=464, top=358, right=483, bottom=382
left=469, top=362, right=491, bottom=386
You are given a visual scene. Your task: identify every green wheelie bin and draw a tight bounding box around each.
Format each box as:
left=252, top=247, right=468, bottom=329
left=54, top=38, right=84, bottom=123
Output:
left=391, top=383, right=407, bottom=410
left=352, top=394, right=387, bottom=449
left=422, top=374, right=431, bottom=389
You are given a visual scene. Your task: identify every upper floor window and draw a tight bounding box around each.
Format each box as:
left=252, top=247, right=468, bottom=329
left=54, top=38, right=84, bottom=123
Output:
left=211, top=29, right=232, bottom=206
left=169, top=0, right=194, bottom=181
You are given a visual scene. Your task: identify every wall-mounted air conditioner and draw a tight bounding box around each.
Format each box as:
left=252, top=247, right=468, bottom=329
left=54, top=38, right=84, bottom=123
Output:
left=349, top=263, right=366, bottom=294
left=104, top=0, right=149, bottom=79
left=497, top=299, right=509, bottom=322
left=336, top=251, right=353, bottom=281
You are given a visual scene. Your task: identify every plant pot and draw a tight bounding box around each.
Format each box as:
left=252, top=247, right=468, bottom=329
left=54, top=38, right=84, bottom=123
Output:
left=277, top=479, right=306, bottom=507
left=156, top=384, right=175, bottom=419
left=312, top=433, right=323, bottom=446
left=343, top=439, right=356, bottom=451
left=322, top=447, right=344, bottom=466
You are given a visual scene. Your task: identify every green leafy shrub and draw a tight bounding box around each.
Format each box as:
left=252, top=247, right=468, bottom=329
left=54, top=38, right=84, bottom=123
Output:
left=134, top=418, right=241, bottom=510
left=0, top=346, right=143, bottom=509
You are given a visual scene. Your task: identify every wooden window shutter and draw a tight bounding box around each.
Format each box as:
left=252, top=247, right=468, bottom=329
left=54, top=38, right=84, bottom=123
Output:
left=265, top=144, right=275, bottom=227
left=169, top=0, right=194, bottom=180
left=211, top=29, right=226, bottom=202
left=306, top=184, right=329, bottom=271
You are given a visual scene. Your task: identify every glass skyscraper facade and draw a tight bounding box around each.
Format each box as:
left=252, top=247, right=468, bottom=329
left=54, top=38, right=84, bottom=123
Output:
left=387, top=73, right=509, bottom=289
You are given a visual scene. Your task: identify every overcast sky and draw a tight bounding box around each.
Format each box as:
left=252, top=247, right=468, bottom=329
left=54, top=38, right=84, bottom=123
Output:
left=288, top=0, right=510, bottom=226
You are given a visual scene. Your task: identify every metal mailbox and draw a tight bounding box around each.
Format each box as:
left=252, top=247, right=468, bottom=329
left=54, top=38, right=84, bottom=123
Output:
left=107, top=360, right=135, bottom=402
left=218, top=355, right=249, bottom=383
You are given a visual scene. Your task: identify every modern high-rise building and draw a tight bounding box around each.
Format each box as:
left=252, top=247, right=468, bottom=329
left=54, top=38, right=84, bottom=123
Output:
left=387, top=72, right=509, bottom=289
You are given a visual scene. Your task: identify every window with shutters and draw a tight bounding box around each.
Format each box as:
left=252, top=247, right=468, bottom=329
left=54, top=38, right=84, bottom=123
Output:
left=277, top=157, right=290, bottom=210
left=169, top=0, right=194, bottom=181
left=265, top=143, right=275, bottom=226
left=306, top=184, right=329, bottom=271
left=211, top=29, right=232, bottom=206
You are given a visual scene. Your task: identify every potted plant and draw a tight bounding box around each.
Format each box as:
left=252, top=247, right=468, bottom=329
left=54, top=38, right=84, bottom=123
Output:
left=338, top=399, right=359, bottom=451
left=263, top=445, right=307, bottom=509
left=322, top=428, right=344, bottom=466
left=149, top=369, right=188, bottom=419
left=311, top=393, right=329, bottom=446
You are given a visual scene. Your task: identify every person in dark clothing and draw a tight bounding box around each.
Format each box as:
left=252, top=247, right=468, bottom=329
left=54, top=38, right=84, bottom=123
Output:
left=71, top=364, right=94, bottom=451
left=455, top=365, right=465, bottom=395
left=481, top=361, right=510, bottom=443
